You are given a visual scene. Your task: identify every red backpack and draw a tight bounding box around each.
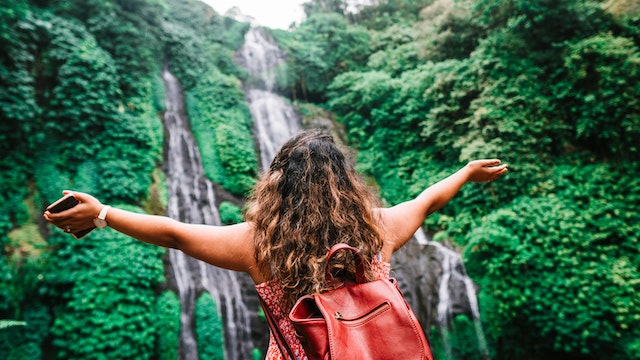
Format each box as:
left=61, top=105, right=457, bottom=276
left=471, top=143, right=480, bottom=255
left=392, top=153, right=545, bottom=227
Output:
left=262, top=243, right=434, bottom=360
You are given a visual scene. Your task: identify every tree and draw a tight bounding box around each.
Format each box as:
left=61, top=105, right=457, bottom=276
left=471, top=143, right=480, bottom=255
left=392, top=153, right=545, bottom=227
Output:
left=302, top=0, right=349, bottom=16
left=555, top=34, right=640, bottom=160
left=195, top=293, right=226, bottom=360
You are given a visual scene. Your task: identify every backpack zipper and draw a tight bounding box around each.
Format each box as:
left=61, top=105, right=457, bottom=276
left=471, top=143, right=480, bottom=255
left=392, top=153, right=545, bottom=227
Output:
left=334, top=302, right=391, bottom=325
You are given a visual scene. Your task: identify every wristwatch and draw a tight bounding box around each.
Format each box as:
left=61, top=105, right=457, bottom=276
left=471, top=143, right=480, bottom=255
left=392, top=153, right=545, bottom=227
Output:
left=93, top=205, right=111, bottom=229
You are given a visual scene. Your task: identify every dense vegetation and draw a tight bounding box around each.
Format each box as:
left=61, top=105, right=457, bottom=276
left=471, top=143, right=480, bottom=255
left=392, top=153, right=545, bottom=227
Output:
left=1, top=0, right=639, bottom=359
left=268, top=0, right=639, bottom=358
left=0, top=0, right=249, bottom=358
left=279, top=1, right=639, bottom=359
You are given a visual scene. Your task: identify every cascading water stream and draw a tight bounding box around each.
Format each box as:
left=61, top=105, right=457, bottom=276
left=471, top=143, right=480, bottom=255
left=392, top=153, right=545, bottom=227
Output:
left=413, top=228, right=490, bottom=359
left=162, top=67, right=255, bottom=360
left=236, top=27, right=301, bottom=170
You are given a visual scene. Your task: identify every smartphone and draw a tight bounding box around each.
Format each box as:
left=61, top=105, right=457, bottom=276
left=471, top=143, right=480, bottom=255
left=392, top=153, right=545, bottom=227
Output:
left=47, top=193, right=79, bottom=213
left=46, top=194, right=96, bottom=239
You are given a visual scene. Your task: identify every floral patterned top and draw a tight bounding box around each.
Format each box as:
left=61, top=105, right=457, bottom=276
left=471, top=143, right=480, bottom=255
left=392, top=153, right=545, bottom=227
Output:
left=255, top=257, right=392, bottom=360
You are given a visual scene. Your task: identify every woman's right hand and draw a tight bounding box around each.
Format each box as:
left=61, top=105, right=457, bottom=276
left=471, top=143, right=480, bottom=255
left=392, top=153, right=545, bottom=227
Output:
left=44, top=191, right=104, bottom=234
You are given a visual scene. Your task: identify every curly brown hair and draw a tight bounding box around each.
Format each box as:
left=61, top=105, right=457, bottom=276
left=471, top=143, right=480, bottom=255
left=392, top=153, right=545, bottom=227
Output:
left=245, top=129, right=383, bottom=308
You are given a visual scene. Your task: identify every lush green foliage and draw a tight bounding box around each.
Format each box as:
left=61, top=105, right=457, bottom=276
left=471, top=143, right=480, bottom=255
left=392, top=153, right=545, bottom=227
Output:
left=465, top=163, right=640, bottom=358
left=155, top=291, right=181, bottom=360
left=0, top=11, right=170, bottom=359
left=0, top=303, right=49, bottom=360
left=3, top=0, right=640, bottom=359
left=187, top=69, right=258, bottom=196
left=0, top=0, right=250, bottom=358
left=195, top=293, right=226, bottom=360
left=274, top=13, right=371, bottom=102
left=162, top=0, right=211, bottom=90
left=556, top=34, right=640, bottom=159
left=351, top=0, right=435, bottom=29
left=313, top=0, right=640, bottom=358
left=46, top=220, right=165, bottom=359
left=219, top=201, right=244, bottom=225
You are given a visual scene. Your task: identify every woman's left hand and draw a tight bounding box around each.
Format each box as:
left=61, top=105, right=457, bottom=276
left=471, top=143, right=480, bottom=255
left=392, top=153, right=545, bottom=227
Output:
left=43, top=191, right=104, bottom=235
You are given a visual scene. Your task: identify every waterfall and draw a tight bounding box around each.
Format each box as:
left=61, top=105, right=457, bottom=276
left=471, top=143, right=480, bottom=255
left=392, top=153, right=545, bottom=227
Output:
left=236, top=27, right=301, bottom=170
left=162, top=67, right=255, bottom=360
left=413, top=228, right=490, bottom=359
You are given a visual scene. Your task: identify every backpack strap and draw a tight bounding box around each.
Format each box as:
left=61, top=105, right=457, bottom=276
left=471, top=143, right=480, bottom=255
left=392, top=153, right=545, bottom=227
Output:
left=325, top=243, right=366, bottom=284
left=259, top=296, right=296, bottom=360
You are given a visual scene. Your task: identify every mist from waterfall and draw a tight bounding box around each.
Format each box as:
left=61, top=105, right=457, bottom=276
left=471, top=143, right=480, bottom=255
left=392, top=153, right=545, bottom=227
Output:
left=162, top=67, right=255, bottom=360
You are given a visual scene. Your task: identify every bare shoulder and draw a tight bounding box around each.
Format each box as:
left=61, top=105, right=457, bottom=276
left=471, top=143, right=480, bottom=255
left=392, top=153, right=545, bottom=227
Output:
left=373, top=207, right=419, bottom=260
left=220, top=222, right=265, bottom=283
left=229, top=222, right=269, bottom=283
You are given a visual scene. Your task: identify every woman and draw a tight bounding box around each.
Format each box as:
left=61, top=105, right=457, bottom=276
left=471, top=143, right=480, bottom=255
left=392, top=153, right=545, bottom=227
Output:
left=44, top=129, right=508, bottom=359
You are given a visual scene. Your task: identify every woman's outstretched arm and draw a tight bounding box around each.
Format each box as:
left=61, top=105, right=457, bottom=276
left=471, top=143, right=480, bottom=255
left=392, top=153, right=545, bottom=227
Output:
left=377, top=159, right=508, bottom=258
left=43, top=191, right=256, bottom=273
